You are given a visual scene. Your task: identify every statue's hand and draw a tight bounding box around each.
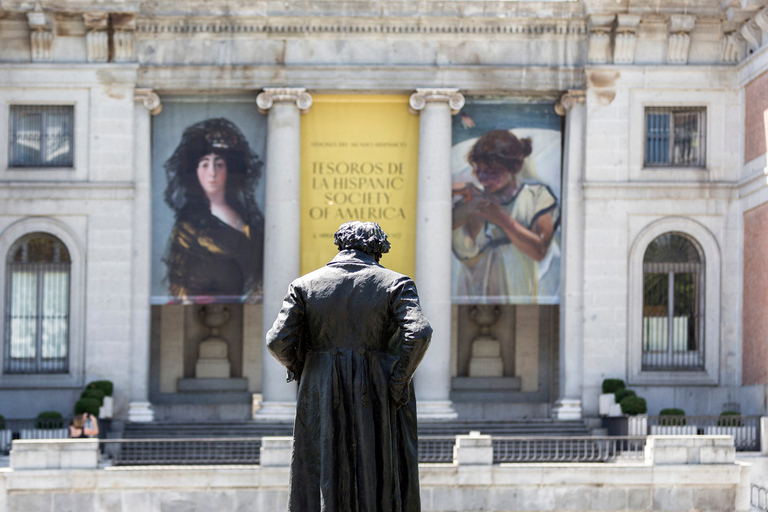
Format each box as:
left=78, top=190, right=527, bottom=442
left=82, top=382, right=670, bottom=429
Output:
left=390, top=380, right=410, bottom=407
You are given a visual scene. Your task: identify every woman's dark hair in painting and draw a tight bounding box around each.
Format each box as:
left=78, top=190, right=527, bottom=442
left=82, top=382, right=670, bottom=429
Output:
left=163, top=117, right=264, bottom=225
left=334, top=221, right=391, bottom=262
left=467, top=129, right=532, bottom=175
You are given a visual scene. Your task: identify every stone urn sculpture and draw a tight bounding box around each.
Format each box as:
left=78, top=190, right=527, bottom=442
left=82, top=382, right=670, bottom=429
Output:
left=195, top=304, right=231, bottom=379
left=467, top=305, right=503, bottom=377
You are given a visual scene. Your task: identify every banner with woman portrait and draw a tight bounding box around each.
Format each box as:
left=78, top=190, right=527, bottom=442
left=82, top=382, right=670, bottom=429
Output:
left=451, top=101, right=562, bottom=305
left=150, top=98, right=267, bottom=304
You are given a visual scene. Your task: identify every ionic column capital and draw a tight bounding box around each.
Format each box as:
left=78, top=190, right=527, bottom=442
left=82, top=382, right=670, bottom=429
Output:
left=257, top=88, right=313, bottom=115
left=134, top=89, right=162, bottom=115
left=409, top=88, right=465, bottom=115
left=555, top=89, right=586, bottom=116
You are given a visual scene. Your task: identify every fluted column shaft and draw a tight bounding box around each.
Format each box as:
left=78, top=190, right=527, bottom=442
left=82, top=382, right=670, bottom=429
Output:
left=255, top=88, right=312, bottom=421
left=409, top=89, right=464, bottom=421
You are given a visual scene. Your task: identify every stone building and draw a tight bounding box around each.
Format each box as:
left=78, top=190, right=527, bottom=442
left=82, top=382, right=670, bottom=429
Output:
left=0, top=0, right=767, bottom=426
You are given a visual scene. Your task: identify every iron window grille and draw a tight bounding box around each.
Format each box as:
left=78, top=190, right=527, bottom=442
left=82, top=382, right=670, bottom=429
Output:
left=4, top=233, right=71, bottom=374
left=9, top=105, right=74, bottom=168
left=644, top=107, right=706, bottom=168
left=642, top=233, right=704, bottom=371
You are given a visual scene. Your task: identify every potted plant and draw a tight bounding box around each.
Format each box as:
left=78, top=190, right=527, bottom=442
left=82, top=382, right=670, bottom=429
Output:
left=650, top=408, right=696, bottom=435
left=620, top=396, right=648, bottom=436
left=704, top=411, right=753, bottom=448
left=86, top=381, right=114, bottom=420
left=599, top=379, right=626, bottom=417
left=602, top=391, right=648, bottom=436
left=21, top=411, right=68, bottom=440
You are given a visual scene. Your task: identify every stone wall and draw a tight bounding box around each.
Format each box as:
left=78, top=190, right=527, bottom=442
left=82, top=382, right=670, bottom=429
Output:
left=0, top=435, right=751, bottom=512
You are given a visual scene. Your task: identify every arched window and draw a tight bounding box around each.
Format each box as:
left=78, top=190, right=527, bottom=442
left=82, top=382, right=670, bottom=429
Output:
left=642, top=233, right=704, bottom=370
left=4, top=233, right=70, bottom=374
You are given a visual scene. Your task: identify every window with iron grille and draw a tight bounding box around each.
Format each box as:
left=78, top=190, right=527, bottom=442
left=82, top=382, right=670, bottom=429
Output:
left=4, top=233, right=70, bottom=374
left=644, top=107, right=706, bottom=168
left=642, top=233, right=704, bottom=371
left=9, top=105, right=74, bottom=168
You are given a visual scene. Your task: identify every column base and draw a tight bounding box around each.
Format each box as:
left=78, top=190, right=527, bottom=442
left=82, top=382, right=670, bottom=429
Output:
left=127, top=401, right=155, bottom=423
left=253, top=401, right=296, bottom=422
left=551, top=398, right=583, bottom=420
left=417, top=400, right=458, bottom=421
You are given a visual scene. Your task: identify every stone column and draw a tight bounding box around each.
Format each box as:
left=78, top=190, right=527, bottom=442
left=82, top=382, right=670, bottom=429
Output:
left=552, top=90, right=586, bottom=420
left=408, top=88, right=464, bottom=421
left=127, top=89, right=162, bottom=423
left=254, top=88, right=312, bottom=422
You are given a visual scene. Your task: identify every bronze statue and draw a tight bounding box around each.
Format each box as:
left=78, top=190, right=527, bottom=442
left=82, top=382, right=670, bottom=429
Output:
left=267, top=221, right=432, bottom=512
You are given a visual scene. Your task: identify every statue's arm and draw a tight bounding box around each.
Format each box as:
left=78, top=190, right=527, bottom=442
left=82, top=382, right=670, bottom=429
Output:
left=266, top=282, right=306, bottom=383
left=389, top=277, right=433, bottom=405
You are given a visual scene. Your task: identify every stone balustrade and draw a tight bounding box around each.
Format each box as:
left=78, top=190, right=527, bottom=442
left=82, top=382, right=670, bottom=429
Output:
left=2, top=435, right=751, bottom=512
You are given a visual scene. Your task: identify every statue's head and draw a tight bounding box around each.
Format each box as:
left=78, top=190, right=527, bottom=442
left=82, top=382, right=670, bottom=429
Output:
left=334, top=221, right=391, bottom=262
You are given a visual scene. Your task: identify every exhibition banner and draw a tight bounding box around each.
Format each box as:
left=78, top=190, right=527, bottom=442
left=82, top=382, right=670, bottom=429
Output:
left=300, top=95, right=419, bottom=277
left=150, top=97, right=267, bottom=305
left=451, top=101, right=562, bottom=305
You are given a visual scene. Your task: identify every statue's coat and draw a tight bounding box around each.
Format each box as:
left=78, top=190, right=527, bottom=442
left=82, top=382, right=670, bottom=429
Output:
left=267, top=248, right=432, bottom=512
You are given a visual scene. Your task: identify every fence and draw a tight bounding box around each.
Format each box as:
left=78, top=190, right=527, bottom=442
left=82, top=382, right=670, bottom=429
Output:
left=102, top=438, right=262, bottom=466
left=76, top=436, right=649, bottom=466
left=645, top=415, right=760, bottom=451
left=493, top=436, right=646, bottom=463
left=752, top=484, right=768, bottom=511
left=1, top=418, right=72, bottom=454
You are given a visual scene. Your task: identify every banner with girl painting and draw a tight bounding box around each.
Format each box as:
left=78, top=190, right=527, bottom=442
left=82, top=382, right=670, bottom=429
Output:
left=451, top=101, right=562, bottom=305
left=150, top=98, right=267, bottom=304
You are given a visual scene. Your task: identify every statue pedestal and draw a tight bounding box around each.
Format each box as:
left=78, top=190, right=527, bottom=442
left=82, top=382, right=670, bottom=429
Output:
left=195, top=338, right=231, bottom=378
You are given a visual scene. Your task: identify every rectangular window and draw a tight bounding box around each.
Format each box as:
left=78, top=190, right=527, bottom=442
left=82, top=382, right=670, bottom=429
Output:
left=9, top=105, right=74, bottom=168
left=644, top=107, right=706, bottom=168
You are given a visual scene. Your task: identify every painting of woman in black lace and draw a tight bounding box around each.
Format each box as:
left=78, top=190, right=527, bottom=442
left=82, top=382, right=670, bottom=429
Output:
left=162, top=117, right=264, bottom=303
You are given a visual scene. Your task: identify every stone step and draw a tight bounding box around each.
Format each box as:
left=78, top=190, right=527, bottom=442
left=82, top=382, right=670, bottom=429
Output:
left=124, top=419, right=589, bottom=439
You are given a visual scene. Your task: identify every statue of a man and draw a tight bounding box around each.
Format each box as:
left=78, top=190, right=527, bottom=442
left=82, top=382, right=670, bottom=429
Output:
left=267, top=220, right=432, bottom=512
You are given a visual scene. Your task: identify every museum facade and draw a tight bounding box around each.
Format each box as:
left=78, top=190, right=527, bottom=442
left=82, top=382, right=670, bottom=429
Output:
left=1, top=0, right=767, bottom=425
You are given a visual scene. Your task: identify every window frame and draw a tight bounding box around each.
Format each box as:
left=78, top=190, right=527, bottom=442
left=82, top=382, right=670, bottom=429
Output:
left=9, top=105, right=75, bottom=169
left=0, top=88, right=89, bottom=181
left=4, top=233, right=72, bottom=374
left=627, top=217, right=720, bottom=386
left=0, top=218, right=85, bottom=388
left=641, top=233, right=706, bottom=371
left=643, top=106, right=707, bottom=169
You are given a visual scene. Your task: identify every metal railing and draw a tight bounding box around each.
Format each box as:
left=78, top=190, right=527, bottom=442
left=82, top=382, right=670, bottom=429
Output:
left=493, top=436, right=646, bottom=464
left=102, top=438, right=262, bottom=466
left=752, top=484, right=768, bottom=511
left=418, top=436, right=455, bottom=463
left=1, top=418, right=72, bottom=454
left=645, top=415, right=760, bottom=451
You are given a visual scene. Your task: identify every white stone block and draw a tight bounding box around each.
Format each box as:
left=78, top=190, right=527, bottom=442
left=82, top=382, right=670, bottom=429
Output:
left=699, top=445, right=736, bottom=464
left=598, top=393, right=616, bottom=416
left=453, top=432, right=493, bottom=466
left=260, top=437, right=293, bottom=467
left=10, top=439, right=99, bottom=469
left=468, top=358, right=503, bottom=377
left=761, top=417, right=768, bottom=455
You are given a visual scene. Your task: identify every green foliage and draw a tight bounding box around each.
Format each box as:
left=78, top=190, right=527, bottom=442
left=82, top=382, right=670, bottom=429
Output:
left=36, top=411, right=64, bottom=429
left=87, top=380, right=113, bottom=397
left=80, top=388, right=105, bottom=405
left=620, top=396, right=647, bottom=416
left=0, top=414, right=5, bottom=430
left=602, top=379, right=626, bottom=394
left=659, top=408, right=686, bottom=426
left=614, top=389, right=636, bottom=403
left=718, top=411, right=743, bottom=427
left=74, top=398, right=101, bottom=417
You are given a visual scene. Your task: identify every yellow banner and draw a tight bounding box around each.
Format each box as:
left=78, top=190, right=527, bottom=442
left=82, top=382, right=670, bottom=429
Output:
left=300, top=95, right=419, bottom=276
